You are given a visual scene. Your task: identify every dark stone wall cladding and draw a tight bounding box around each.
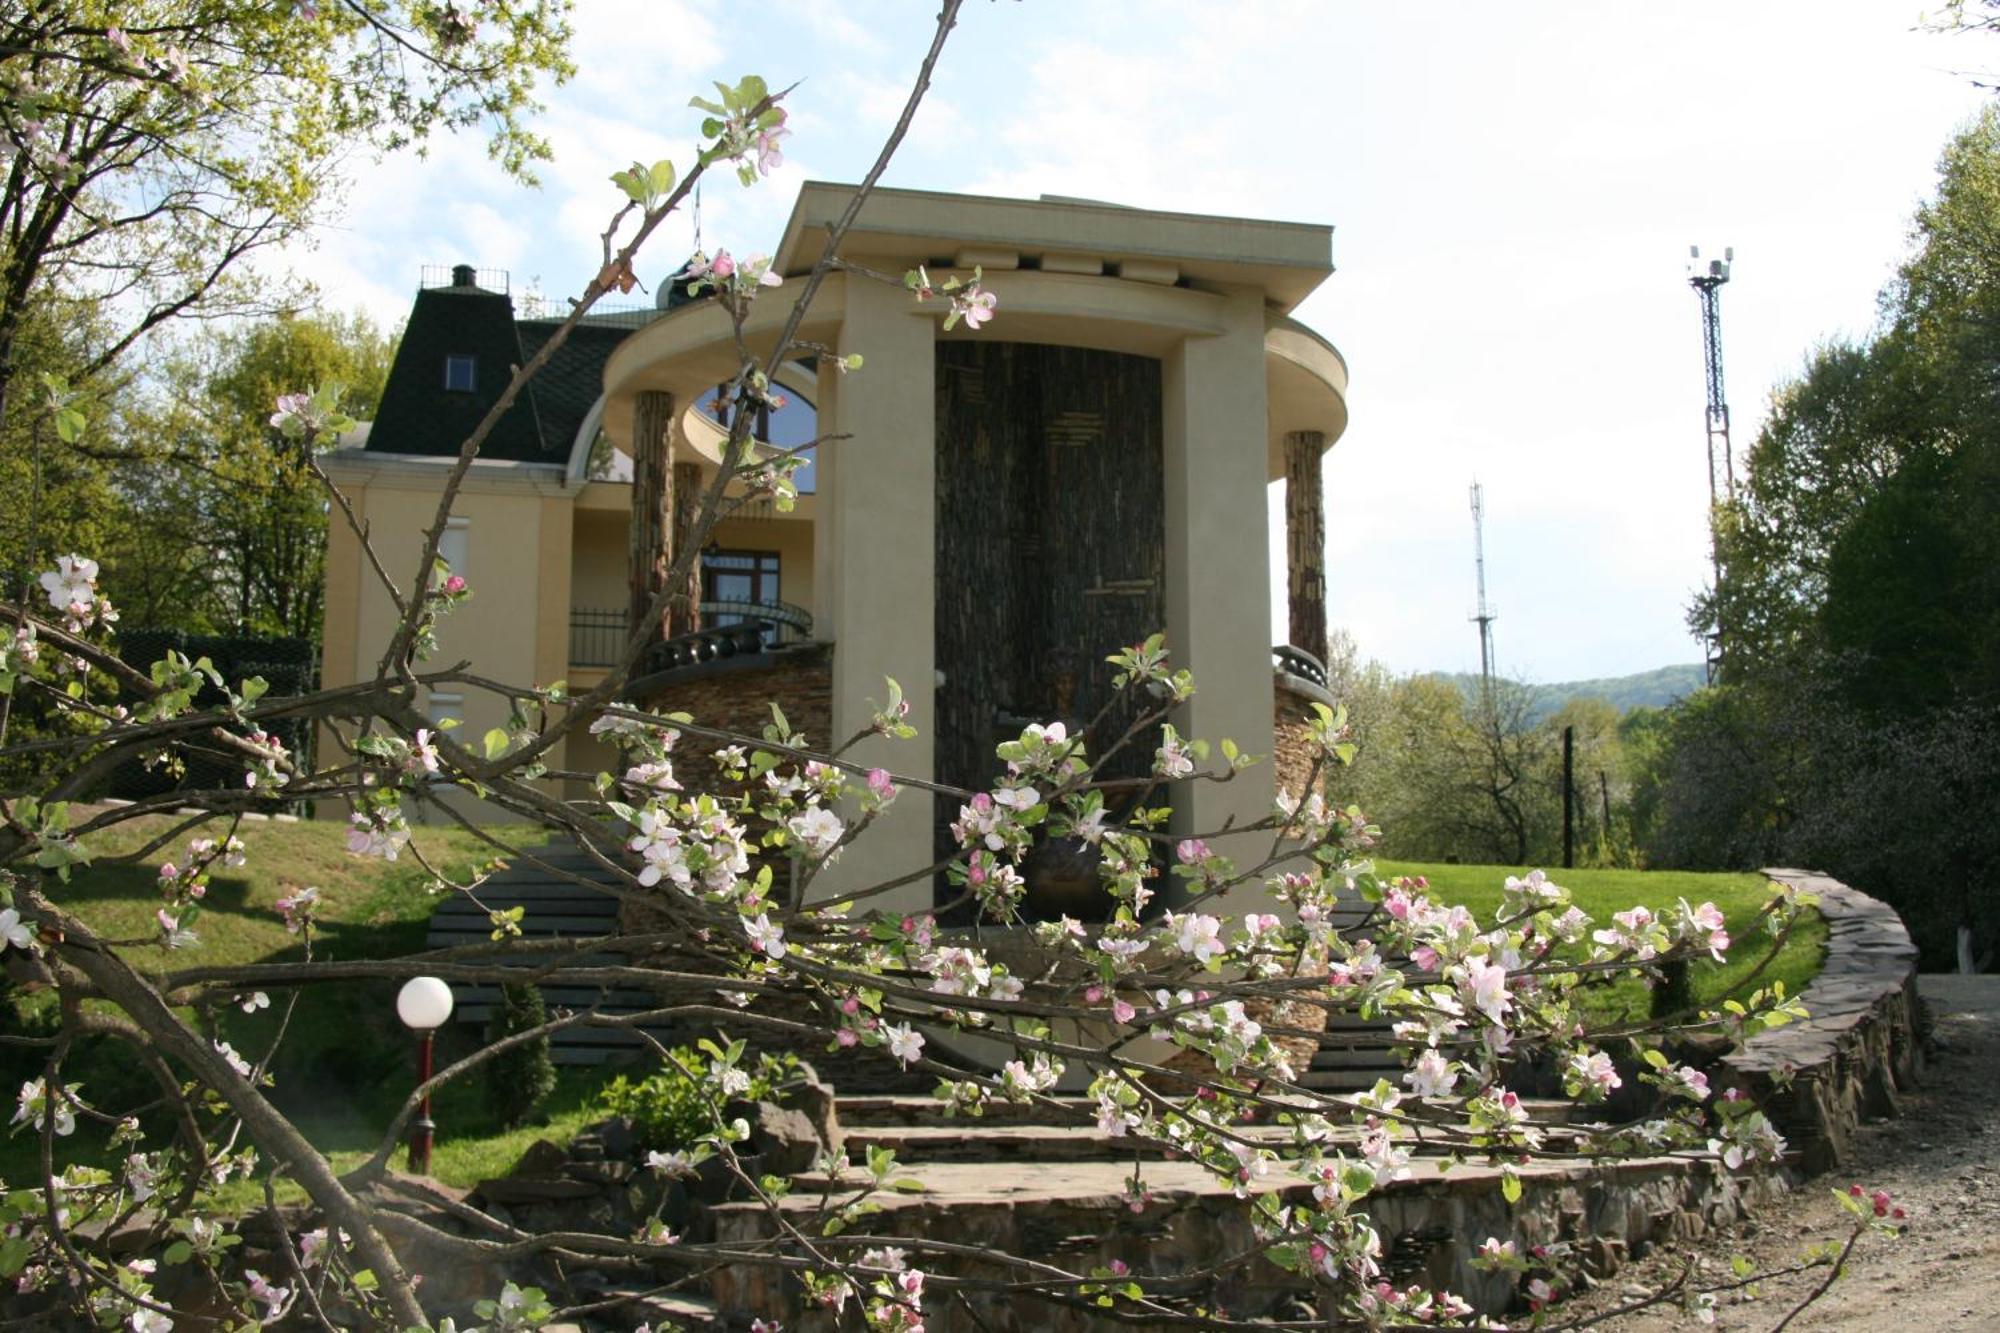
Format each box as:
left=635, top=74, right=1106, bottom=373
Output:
left=1273, top=681, right=1323, bottom=801
left=635, top=642, right=834, bottom=758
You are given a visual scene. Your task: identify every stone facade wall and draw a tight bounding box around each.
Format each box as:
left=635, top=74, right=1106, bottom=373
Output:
left=636, top=641, right=833, bottom=756
left=618, top=644, right=832, bottom=939
left=1272, top=675, right=1328, bottom=800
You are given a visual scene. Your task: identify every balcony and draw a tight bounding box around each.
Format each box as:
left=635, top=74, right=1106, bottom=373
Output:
left=569, top=601, right=814, bottom=669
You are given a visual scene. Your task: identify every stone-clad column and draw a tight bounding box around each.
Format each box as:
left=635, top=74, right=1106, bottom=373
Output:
left=669, top=460, right=702, bottom=638
left=627, top=390, right=675, bottom=645
left=1284, top=430, right=1327, bottom=660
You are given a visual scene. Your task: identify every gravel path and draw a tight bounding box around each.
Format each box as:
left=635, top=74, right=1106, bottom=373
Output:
left=1559, top=974, right=2000, bottom=1329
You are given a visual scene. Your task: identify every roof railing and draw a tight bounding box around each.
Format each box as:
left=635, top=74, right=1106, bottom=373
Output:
left=419, top=264, right=510, bottom=294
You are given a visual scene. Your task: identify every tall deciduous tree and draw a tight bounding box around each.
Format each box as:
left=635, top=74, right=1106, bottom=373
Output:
left=103, top=311, right=393, bottom=641
left=1651, top=107, right=2000, bottom=963
left=0, top=1, right=572, bottom=428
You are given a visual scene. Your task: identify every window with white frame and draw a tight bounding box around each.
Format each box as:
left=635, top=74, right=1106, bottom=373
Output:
left=438, top=517, right=470, bottom=582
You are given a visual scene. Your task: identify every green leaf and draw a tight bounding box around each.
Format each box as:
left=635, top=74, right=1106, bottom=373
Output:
left=162, top=1240, right=193, bottom=1266
left=482, top=727, right=510, bottom=759
left=1501, top=1171, right=1522, bottom=1204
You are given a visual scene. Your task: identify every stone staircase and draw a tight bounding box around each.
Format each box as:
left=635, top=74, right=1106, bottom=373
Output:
left=688, top=1090, right=1592, bottom=1331
left=424, top=840, right=682, bottom=1065
left=424, top=843, right=1408, bottom=1086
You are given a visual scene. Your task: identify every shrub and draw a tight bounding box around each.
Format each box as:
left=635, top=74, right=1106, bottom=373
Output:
left=597, top=1043, right=799, bottom=1151
left=482, top=982, right=556, bottom=1129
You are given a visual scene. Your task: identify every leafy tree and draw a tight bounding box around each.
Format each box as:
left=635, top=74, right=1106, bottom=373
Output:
left=100, top=312, right=393, bottom=641
left=1342, top=672, right=1563, bottom=865
left=0, top=2, right=570, bottom=428
left=1652, top=107, right=2000, bottom=965
left=1701, top=107, right=2000, bottom=693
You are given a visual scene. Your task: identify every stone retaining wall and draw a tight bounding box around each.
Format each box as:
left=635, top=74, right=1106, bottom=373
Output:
left=1717, top=869, right=1924, bottom=1174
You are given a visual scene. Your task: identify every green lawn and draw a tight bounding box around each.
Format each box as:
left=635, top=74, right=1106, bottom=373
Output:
left=1, top=813, right=585, bottom=1191
left=1377, top=860, right=1827, bottom=1025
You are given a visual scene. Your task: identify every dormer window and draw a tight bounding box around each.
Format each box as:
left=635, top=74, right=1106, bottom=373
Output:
left=444, top=354, right=477, bottom=393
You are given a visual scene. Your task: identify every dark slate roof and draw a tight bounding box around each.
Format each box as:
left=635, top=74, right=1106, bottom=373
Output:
left=367, top=279, right=640, bottom=466
left=517, top=319, right=632, bottom=464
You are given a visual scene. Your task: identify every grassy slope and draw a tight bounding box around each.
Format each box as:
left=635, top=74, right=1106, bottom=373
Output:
left=1379, top=860, right=1828, bottom=1022
left=2, top=814, right=571, bottom=1189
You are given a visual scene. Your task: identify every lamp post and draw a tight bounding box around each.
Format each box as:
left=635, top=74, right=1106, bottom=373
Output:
left=395, top=976, right=454, bottom=1175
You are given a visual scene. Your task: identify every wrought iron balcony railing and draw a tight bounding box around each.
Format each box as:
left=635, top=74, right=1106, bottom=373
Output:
left=569, top=601, right=813, bottom=668
left=1273, top=643, right=1330, bottom=691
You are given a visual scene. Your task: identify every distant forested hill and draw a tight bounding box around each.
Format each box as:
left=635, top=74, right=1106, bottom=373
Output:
left=1427, top=663, right=1705, bottom=720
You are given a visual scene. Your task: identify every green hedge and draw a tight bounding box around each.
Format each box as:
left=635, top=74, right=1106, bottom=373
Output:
left=107, top=630, right=316, bottom=802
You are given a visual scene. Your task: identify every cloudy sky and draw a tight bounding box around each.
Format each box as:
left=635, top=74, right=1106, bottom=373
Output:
left=280, top=1, right=1995, bottom=682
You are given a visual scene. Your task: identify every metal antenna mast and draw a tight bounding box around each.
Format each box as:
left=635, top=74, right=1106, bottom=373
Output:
left=1689, top=245, right=1734, bottom=679
left=1469, top=480, right=1497, bottom=691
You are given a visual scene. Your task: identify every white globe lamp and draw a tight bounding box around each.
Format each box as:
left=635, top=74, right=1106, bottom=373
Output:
left=396, top=976, right=454, bottom=1173
left=396, top=976, right=454, bottom=1030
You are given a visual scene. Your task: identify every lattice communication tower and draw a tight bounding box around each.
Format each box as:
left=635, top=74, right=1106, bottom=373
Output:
left=1469, top=480, right=1497, bottom=692
left=1689, top=245, right=1734, bottom=678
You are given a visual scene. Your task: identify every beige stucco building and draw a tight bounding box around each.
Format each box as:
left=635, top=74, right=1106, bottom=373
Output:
left=320, top=185, right=1349, bottom=916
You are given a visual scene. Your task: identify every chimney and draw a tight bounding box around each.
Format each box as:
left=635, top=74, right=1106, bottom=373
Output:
left=451, top=262, right=477, bottom=288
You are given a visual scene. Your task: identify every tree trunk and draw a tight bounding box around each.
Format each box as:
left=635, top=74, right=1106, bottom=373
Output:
left=1284, top=430, right=1327, bottom=661
left=669, top=460, right=703, bottom=638
left=628, top=391, right=675, bottom=645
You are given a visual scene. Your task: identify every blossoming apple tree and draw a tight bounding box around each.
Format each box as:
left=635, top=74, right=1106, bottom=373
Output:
left=0, top=4, right=1897, bottom=1329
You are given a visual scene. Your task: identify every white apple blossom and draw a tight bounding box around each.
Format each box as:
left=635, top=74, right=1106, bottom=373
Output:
left=646, top=1149, right=697, bottom=1179
left=883, top=1022, right=924, bottom=1066
left=1462, top=957, right=1513, bottom=1024
left=742, top=913, right=786, bottom=959
left=787, top=804, right=844, bottom=857
left=1171, top=912, right=1226, bottom=965
left=0, top=908, right=35, bottom=952
left=1404, top=1047, right=1459, bottom=1099
left=37, top=554, right=97, bottom=612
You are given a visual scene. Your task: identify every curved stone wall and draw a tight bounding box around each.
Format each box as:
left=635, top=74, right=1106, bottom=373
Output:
left=1273, top=669, right=1335, bottom=799
left=1718, top=869, right=1925, bottom=1174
